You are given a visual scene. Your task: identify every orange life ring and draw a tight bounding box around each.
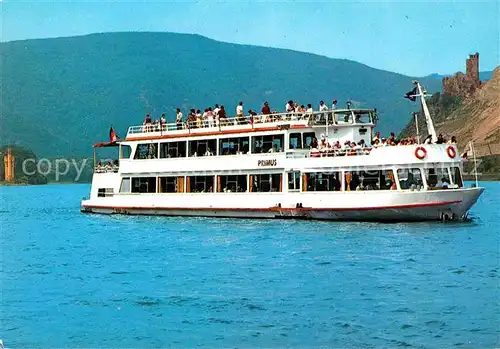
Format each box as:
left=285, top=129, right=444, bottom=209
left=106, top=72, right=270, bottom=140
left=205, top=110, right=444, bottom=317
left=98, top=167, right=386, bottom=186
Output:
left=415, top=146, right=427, bottom=160
left=446, top=146, right=456, bottom=159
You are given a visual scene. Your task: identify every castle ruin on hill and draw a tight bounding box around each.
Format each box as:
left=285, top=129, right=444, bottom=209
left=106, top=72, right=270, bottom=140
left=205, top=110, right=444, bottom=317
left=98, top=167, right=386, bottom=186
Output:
left=442, top=52, right=482, bottom=98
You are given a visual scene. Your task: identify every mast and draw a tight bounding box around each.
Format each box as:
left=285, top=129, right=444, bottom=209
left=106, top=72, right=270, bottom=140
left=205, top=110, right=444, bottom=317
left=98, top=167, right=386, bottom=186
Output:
left=413, top=112, right=420, bottom=144
left=414, top=80, right=437, bottom=143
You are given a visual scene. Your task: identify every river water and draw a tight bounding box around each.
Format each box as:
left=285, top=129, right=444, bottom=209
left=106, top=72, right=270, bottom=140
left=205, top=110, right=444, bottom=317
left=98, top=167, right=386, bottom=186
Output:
left=0, top=182, right=499, bottom=348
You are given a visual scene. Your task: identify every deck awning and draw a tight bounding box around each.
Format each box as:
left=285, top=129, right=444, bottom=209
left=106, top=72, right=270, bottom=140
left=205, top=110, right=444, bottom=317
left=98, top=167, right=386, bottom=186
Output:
left=93, top=141, right=119, bottom=148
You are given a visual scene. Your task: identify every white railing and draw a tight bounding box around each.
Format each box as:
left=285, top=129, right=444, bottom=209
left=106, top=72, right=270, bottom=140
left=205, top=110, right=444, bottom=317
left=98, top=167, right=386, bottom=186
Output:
left=309, top=148, right=373, bottom=157
left=126, top=109, right=376, bottom=137
left=95, top=165, right=119, bottom=173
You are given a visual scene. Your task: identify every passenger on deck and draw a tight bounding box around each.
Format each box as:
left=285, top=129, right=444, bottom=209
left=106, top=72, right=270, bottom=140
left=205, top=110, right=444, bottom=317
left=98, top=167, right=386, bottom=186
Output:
left=206, top=107, right=214, bottom=127
left=447, top=136, right=457, bottom=144
left=160, top=113, right=166, bottom=127
left=319, top=134, right=328, bottom=150
left=248, top=109, right=258, bottom=123
left=236, top=101, right=245, bottom=124
left=332, top=99, right=338, bottom=110
left=196, top=109, right=203, bottom=128
left=306, top=104, right=313, bottom=113
left=218, top=106, right=227, bottom=126
left=186, top=109, right=195, bottom=128
left=311, top=137, right=319, bottom=149
left=388, top=132, right=396, bottom=143
left=213, top=104, right=220, bottom=121
left=372, top=139, right=381, bottom=148
left=436, top=133, right=446, bottom=144
left=372, top=131, right=380, bottom=143
left=175, top=108, right=183, bottom=130
left=319, top=101, right=328, bottom=112
left=261, top=101, right=271, bottom=115
left=286, top=100, right=295, bottom=113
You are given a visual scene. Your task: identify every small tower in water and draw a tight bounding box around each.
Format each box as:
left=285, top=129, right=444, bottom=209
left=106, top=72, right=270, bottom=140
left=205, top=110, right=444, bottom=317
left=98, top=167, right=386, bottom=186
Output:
left=3, top=148, right=15, bottom=182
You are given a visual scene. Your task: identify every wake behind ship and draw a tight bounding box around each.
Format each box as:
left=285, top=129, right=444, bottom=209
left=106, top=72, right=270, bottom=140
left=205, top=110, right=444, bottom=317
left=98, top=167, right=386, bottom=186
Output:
left=81, top=82, right=484, bottom=222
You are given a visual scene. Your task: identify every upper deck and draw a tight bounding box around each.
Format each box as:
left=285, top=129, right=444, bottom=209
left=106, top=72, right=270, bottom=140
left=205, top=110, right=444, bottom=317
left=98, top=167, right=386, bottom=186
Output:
left=125, top=109, right=377, bottom=141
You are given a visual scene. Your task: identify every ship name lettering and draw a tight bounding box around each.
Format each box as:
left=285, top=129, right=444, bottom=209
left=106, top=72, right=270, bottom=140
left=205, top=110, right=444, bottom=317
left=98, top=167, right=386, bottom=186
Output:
left=258, top=159, right=277, bottom=167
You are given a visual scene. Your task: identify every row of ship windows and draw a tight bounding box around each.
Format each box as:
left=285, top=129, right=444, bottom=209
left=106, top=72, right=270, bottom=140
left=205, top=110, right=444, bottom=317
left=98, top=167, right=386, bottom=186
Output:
left=98, top=167, right=463, bottom=196
left=123, top=132, right=320, bottom=160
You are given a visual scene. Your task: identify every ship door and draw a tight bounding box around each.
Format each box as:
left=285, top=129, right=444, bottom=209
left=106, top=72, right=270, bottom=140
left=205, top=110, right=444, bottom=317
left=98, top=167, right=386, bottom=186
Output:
left=287, top=171, right=301, bottom=192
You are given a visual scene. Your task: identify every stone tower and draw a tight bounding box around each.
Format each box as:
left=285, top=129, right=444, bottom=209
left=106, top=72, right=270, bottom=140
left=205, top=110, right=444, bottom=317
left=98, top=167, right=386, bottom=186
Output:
left=442, top=52, right=481, bottom=97
left=465, top=52, right=479, bottom=83
left=3, top=147, right=15, bottom=182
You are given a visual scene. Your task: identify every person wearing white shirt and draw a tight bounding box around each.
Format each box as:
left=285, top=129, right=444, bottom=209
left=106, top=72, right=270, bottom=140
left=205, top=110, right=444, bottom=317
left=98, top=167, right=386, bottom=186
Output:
left=236, top=101, right=245, bottom=125
left=236, top=101, right=244, bottom=116
left=319, top=101, right=328, bottom=112
left=306, top=103, right=313, bottom=113
left=213, top=104, right=220, bottom=126
left=175, top=108, right=183, bottom=130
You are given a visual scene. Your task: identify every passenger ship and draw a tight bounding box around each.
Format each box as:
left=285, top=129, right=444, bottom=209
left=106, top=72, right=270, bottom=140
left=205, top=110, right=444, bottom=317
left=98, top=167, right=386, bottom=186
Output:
left=81, top=82, right=484, bottom=221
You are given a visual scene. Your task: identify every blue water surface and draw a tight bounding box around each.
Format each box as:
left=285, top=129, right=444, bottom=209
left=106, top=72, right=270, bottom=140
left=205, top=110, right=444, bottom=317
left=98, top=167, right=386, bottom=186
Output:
left=0, top=182, right=499, bottom=348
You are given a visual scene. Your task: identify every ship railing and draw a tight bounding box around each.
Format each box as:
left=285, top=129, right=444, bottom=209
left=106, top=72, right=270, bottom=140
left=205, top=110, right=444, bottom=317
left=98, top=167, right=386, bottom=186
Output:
left=309, top=147, right=373, bottom=157
left=94, top=165, right=119, bottom=173
left=126, top=110, right=376, bottom=137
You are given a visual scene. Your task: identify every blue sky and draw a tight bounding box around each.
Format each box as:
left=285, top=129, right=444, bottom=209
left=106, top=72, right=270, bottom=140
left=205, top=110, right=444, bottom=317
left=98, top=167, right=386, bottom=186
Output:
left=1, top=0, right=498, bottom=76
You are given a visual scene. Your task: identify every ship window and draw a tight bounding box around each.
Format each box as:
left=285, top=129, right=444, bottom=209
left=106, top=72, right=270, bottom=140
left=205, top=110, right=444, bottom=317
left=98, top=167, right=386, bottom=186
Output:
left=189, top=139, right=217, bottom=157
left=186, top=176, right=214, bottom=193
left=397, top=168, right=424, bottom=190
left=97, top=188, right=114, bottom=197
left=336, top=111, right=353, bottom=124
left=452, top=167, right=463, bottom=188
left=217, top=175, right=247, bottom=192
left=134, top=143, right=158, bottom=160
left=160, top=141, right=186, bottom=158
left=119, top=177, right=131, bottom=193
left=302, top=132, right=316, bottom=149
left=288, top=171, right=301, bottom=191
left=354, top=112, right=371, bottom=124
left=303, top=172, right=341, bottom=192
left=289, top=133, right=303, bottom=149
left=120, top=145, right=132, bottom=159
left=252, top=134, right=284, bottom=153
left=425, top=167, right=451, bottom=189
left=131, top=177, right=156, bottom=193
left=344, top=170, right=396, bottom=191
left=219, top=137, right=249, bottom=155
left=249, top=173, right=282, bottom=192
left=158, top=176, right=180, bottom=193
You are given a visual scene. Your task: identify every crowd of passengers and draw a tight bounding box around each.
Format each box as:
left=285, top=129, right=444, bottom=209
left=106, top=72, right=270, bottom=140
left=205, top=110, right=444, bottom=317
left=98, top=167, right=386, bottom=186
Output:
left=371, top=132, right=457, bottom=147
left=95, top=160, right=119, bottom=172
left=308, top=131, right=457, bottom=155
left=141, top=99, right=344, bottom=130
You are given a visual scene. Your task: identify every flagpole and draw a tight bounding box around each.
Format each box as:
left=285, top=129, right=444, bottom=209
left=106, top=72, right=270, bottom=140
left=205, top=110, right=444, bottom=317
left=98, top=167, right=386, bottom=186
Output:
left=414, top=112, right=420, bottom=144
left=471, top=140, right=479, bottom=187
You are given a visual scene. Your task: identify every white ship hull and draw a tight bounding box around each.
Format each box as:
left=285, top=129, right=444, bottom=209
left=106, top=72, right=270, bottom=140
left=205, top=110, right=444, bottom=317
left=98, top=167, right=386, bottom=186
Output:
left=81, top=187, right=483, bottom=221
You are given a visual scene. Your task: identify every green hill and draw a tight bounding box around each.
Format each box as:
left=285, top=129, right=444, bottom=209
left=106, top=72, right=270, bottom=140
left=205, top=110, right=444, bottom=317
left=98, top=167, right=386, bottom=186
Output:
left=0, top=32, right=441, bottom=157
left=0, top=146, right=48, bottom=184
